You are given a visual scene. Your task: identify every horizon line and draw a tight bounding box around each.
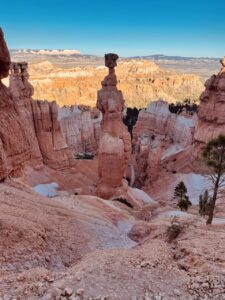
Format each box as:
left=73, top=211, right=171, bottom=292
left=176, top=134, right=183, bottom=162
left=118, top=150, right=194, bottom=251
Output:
left=9, top=49, right=221, bottom=60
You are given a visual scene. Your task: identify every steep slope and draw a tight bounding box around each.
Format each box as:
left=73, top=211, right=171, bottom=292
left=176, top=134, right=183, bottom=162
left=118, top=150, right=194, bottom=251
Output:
left=2, top=180, right=225, bottom=300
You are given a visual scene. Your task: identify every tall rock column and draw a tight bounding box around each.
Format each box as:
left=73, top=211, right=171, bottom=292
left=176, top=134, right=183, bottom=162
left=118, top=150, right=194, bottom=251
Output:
left=96, top=53, right=131, bottom=199
left=9, top=62, right=43, bottom=163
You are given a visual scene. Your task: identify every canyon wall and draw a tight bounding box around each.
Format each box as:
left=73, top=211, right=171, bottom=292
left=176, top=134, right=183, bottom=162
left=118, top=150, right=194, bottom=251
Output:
left=59, top=106, right=101, bottom=157
left=9, top=62, right=75, bottom=171
left=132, top=100, right=197, bottom=188
left=131, top=58, right=225, bottom=191
left=31, top=100, right=74, bottom=169
left=194, top=58, right=225, bottom=143
left=0, top=28, right=75, bottom=180
left=28, top=60, right=203, bottom=107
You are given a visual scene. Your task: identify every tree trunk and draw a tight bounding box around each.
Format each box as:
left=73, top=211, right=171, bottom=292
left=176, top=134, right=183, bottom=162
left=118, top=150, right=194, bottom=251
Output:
left=206, top=181, right=219, bottom=225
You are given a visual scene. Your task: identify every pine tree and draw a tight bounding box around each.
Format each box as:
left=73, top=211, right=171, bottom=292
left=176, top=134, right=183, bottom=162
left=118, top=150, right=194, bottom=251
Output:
left=202, top=134, right=225, bottom=224
left=174, top=181, right=192, bottom=211
left=199, top=190, right=212, bottom=217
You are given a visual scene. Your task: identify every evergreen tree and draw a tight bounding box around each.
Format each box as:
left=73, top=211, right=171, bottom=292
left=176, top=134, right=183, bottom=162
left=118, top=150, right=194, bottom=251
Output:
left=202, top=134, right=225, bottom=224
left=174, top=181, right=192, bottom=211
left=199, top=190, right=212, bottom=217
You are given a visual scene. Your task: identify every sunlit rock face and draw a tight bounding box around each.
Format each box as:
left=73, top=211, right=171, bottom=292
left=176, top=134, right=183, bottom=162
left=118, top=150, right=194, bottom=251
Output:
left=194, top=57, right=225, bottom=143
left=133, top=100, right=197, bottom=187
left=27, top=59, right=204, bottom=108
left=0, top=28, right=75, bottom=179
left=9, top=61, right=75, bottom=170
left=128, top=59, right=225, bottom=189
left=96, top=53, right=133, bottom=202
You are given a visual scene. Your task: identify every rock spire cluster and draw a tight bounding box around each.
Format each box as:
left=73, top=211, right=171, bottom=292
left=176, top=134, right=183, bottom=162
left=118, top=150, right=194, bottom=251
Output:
left=9, top=62, right=34, bottom=103
left=0, top=28, right=75, bottom=179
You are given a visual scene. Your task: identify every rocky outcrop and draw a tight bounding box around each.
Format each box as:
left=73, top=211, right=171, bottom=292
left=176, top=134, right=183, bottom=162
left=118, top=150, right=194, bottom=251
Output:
left=133, top=101, right=197, bottom=187
left=0, top=28, right=75, bottom=179
left=9, top=61, right=74, bottom=170
left=9, top=62, right=43, bottom=163
left=59, top=106, right=101, bottom=157
left=27, top=59, right=204, bottom=108
left=0, top=28, right=33, bottom=180
left=194, top=57, right=225, bottom=143
left=96, top=53, right=133, bottom=202
left=31, top=100, right=74, bottom=169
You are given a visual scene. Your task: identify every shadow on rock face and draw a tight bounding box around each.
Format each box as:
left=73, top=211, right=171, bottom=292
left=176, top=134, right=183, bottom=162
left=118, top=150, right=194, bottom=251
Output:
left=0, top=28, right=11, bottom=80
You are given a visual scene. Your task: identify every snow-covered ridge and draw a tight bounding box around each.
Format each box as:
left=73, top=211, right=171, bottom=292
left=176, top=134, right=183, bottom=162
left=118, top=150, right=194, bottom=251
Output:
left=14, top=49, right=81, bottom=55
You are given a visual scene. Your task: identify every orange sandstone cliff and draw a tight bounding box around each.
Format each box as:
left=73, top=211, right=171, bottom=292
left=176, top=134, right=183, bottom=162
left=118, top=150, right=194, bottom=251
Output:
left=0, top=28, right=75, bottom=181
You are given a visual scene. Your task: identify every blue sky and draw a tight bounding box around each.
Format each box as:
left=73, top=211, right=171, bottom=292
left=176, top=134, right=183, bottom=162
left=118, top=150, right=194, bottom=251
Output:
left=1, top=0, right=225, bottom=57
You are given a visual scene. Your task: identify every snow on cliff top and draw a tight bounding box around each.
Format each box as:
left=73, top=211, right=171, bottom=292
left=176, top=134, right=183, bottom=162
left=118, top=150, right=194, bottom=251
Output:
left=17, top=49, right=81, bottom=55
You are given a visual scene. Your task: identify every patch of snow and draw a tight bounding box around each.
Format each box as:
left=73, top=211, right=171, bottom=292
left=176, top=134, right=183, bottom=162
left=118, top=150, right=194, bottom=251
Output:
left=212, top=218, right=225, bottom=225
left=162, top=210, right=192, bottom=218
left=161, top=144, right=184, bottom=160
left=129, top=187, right=156, bottom=204
left=20, top=49, right=81, bottom=55
left=33, top=182, right=59, bottom=198
left=180, top=173, right=211, bottom=204
left=146, top=100, right=170, bottom=115
left=177, top=115, right=195, bottom=127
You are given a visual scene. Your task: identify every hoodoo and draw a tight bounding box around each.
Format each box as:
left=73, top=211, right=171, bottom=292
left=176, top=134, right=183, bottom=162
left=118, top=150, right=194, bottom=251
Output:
left=96, top=53, right=132, bottom=199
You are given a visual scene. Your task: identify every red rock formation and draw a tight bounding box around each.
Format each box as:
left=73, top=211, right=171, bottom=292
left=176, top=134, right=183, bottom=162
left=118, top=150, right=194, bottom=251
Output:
left=194, top=57, right=225, bottom=143
left=0, top=29, right=32, bottom=180
left=27, top=59, right=203, bottom=108
left=31, top=100, right=74, bottom=169
left=96, top=54, right=133, bottom=202
left=133, top=100, right=197, bottom=187
left=8, top=57, right=74, bottom=171
left=59, top=105, right=101, bottom=157
left=9, top=62, right=43, bottom=163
